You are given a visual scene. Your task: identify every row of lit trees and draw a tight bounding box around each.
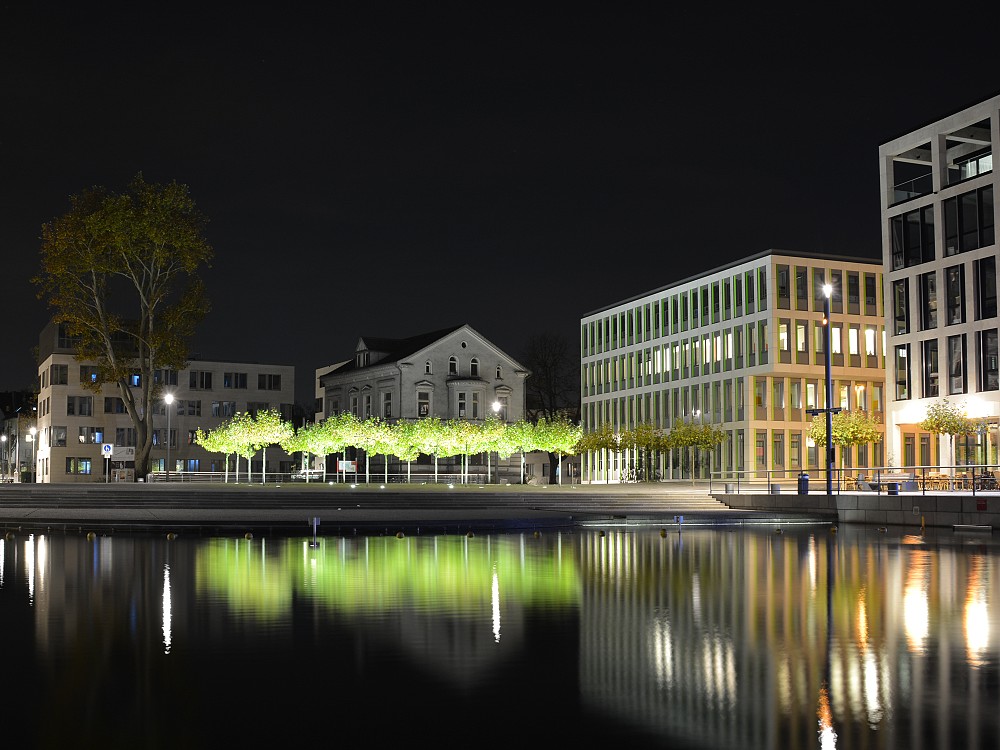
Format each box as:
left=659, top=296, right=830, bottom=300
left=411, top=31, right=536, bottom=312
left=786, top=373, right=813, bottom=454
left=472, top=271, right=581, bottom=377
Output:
left=576, top=421, right=729, bottom=483
left=195, top=411, right=583, bottom=485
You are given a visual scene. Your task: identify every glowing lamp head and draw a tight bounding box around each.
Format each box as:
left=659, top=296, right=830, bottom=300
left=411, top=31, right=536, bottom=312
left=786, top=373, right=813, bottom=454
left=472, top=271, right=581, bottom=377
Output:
left=822, top=283, right=833, bottom=299
left=164, top=393, right=174, bottom=405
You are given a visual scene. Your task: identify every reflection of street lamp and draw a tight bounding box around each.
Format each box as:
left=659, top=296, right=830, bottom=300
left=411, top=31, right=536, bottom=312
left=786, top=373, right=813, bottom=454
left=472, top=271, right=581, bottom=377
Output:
left=164, top=393, right=174, bottom=482
left=27, top=426, right=37, bottom=483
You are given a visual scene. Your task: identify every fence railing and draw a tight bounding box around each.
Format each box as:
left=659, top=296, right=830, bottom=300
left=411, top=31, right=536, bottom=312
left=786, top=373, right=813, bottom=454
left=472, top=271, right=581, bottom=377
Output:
left=710, top=465, right=1000, bottom=495
left=143, top=470, right=516, bottom=485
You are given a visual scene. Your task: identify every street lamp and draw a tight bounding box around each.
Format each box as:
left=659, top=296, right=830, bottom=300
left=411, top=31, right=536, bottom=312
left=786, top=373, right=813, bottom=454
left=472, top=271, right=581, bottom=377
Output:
left=806, top=283, right=840, bottom=496
left=0, top=434, right=6, bottom=479
left=164, top=393, right=174, bottom=482
left=27, top=426, right=36, bottom=483
left=492, top=401, right=502, bottom=483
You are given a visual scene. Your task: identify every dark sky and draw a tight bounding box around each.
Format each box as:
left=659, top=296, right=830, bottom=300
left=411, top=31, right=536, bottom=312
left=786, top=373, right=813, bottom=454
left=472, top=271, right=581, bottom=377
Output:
left=3, top=3, right=999, bottom=404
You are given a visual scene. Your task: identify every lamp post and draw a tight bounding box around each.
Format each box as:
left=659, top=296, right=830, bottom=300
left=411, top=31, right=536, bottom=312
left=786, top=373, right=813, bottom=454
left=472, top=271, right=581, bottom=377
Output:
left=27, top=426, right=36, bottom=483
left=492, top=401, right=502, bottom=484
left=0, top=434, right=6, bottom=479
left=806, top=283, right=840, bottom=496
left=164, top=393, right=174, bottom=482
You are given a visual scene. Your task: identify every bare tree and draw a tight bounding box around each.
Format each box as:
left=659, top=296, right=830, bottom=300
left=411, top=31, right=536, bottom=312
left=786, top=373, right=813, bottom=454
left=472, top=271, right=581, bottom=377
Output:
left=520, top=332, right=580, bottom=482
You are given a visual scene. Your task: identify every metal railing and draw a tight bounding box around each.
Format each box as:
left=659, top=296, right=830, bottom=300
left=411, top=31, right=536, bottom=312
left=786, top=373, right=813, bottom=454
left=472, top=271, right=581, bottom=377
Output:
left=710, top=465, right=1000, bottom=495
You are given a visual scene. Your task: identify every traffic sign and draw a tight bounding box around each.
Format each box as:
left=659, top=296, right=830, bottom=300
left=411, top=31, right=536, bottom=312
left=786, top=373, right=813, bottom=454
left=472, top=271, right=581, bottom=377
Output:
left=101, top=443, right=114, bottom=457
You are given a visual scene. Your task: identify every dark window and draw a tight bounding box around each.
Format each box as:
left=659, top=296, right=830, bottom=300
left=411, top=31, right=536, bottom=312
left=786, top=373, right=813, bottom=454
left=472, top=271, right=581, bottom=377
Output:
left=945, top=186, right=994, bottom=255
left=979, top=330, right=999, bottom=392
left=948, top=334, right=966, bottom=395
left=777, top=265, right=790, bottom=309
left=795, top=266, right=808, bottom=311
left=847, top=272, right=860, bottom=314
left=890, top=205, right=935, bottom=270
left=893, top=279, right=909, bottom=334
left=922, top=339, right=938, bottom=398
left=975, top=256, right=997, bottom=320
left=895, top=344, right=910, bottom=400
left=919, top=271, right=937, bottom=330
left=946, top=265, right=965, bottom=325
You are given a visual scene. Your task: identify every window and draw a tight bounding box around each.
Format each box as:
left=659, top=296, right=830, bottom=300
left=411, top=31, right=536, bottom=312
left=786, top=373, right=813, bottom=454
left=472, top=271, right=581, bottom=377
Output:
left=50, top=364, right=68, bottom=385
left=350, top=394, right=359, bottom=418
left=212, top=401, right=237, bottom=417
left=847, top=272, right=860, bottom=314
left=50, top=426, right=67, bottom=447
left=772, top=431, right=784, bottom=468
left=381, top=392, right=392, bottom=418
left=946, top=265, right=965, bottom=325
left=364, top=394, right=371, bottom=418
left=78, top=426, right=103, bottom=444
left=417, top=391, right=430, bottom=417
left=224, top=372, right=248, bottom=389
left=128, top=372, right=141, bottom=388
left=979, top=330, right=999, bottom=391
left=895, top=344, right=910, bottom=400
left=80, top=365, right=99, bottom=384
left=890, top=205, right=935, bottom=269
left=975, top=256, right=997, bottom=320
left=65, top=457, right=92, bottom=475
left=919, top=271, right=937, bottom=329
left=177, top=400, right=202, bottom=416
left=795, top=267, right=808, bottom=311
left=495, top=366, right=502, bottom=379
left=448, top=357, right=458, bottom=375
left=892, top=279, right=909, bottom=334
left=472, top=392, right=480, bottom=419
left=115, top=427, right=137, bottom=446
left=247, top=401, right=269, bottom=416
left=425, top=361, right=432, bottom=374
left=944, top=186, right=994, bottom=255
left=864, top=274, right=878, bottom=316
left=777, top=264, right=790, bottom=309
left=189, top=370, right=212, bottom=390
left=948, top=334, right=966, bottom=395
left=922, top=339, right=938, bottom=398
left=470, top=358, right=479, bottom=377
left=458, top=392, right=467, bottom=418
left=104, top=397, right=126, bottom=414
left=258, top=373, right=282, bottom=390
left=154, top=368, right=178, bottom=386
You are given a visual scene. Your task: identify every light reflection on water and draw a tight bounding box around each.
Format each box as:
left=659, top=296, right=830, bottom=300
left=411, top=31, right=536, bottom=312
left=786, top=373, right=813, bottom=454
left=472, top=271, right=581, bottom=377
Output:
left=0, top=525, right=998, bottom=748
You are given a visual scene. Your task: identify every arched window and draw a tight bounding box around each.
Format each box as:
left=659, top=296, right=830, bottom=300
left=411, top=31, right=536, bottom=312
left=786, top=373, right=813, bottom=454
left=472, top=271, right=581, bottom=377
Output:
left=470, top=358, right=479, bottom=377
left=425, top=360, right=432, bottom=374
left=449, top=356, right=458, bottom=375
left=496, top=365, right=503, bottom=379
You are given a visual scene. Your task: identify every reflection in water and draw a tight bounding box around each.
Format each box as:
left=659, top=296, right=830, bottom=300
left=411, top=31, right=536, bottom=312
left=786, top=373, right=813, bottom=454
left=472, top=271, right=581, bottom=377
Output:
left=0, top=526, right=999, bottom=747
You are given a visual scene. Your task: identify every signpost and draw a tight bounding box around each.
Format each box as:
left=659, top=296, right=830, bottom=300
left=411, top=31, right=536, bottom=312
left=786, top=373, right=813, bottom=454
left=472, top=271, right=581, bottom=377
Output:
left=102, top=443, right=114, bottom=483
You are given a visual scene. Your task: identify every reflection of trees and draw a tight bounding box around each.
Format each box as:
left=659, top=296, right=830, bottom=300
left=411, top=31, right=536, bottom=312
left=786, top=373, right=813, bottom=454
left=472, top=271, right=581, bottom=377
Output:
left=195, top=535, right=581, bottom=619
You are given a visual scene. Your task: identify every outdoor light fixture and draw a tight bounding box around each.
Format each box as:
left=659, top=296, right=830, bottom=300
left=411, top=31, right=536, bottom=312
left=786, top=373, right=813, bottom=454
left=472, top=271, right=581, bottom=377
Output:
left=27, top=426, right=37, bottom=483
left=805, top=283, right=840, bottom=496
left=164, top=393, right=174, bottom=482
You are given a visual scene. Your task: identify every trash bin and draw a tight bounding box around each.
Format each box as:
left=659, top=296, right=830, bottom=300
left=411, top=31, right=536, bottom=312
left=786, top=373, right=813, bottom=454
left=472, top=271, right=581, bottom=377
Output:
left=797, top=472, right=809, bottom=494
left=770, top=483, right=781, bottom=494
left=887, top=482, right=900, bottom=496
left=725, top=482, right=735, bottom=494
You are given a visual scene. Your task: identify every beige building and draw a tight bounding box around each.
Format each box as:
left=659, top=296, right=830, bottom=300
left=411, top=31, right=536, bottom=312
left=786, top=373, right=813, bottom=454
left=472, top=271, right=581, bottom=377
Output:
left=579, top=250, right=886, bottom=483
left=34, top=320, right=296, bottom=483
left=880, top=93, right=998, bottom=469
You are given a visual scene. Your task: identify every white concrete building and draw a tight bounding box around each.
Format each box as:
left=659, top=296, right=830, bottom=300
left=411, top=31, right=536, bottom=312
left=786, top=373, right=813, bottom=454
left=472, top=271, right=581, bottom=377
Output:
left=34, top=320, right=296, bottom=483
left=880, top=93, right=998, bottom=468
left=580, top=251, right=885, bottom=483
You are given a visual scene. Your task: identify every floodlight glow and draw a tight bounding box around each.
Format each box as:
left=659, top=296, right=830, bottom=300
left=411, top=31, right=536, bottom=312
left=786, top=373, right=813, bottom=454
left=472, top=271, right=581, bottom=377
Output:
left=822, top=283, right=832, bottom=298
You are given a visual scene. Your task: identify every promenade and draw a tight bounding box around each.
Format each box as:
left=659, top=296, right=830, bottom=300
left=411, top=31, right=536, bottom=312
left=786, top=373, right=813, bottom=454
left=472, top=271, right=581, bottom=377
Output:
left=0, top=480, right=827, bottom=536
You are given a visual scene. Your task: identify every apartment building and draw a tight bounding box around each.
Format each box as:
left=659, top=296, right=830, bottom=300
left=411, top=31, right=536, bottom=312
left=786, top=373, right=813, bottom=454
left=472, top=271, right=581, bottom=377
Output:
left=880, top=93, right=998, bottom=468
left=34, top=320, right=296, bottom=483
left=579, top=251, right=885, bottom=483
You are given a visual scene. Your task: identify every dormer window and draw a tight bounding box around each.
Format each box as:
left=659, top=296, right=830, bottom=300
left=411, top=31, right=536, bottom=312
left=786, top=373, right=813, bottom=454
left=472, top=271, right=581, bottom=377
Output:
left=356, top=351, right=370, bottom=367
left=470, top=358, right=479, bottom=377
left=425, top=360, right=432, bottom=374
left=449, top=356, right=458, bottom=375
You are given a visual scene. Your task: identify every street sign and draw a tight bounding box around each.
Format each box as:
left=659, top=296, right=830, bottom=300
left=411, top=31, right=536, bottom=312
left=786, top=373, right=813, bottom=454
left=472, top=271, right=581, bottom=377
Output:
left=112, top=446, right=136, bottom=460
left=101, top=443, right=114, bottom=457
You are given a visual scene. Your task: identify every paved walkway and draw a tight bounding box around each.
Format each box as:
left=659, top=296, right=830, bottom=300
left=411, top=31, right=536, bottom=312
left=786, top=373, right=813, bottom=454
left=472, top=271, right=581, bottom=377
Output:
left=0, top=480, right=827, bottom=535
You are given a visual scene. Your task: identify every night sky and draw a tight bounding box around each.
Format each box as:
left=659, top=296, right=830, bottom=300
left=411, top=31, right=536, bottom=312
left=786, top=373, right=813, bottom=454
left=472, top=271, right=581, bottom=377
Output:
left=3, top=3, right=999, bottom=404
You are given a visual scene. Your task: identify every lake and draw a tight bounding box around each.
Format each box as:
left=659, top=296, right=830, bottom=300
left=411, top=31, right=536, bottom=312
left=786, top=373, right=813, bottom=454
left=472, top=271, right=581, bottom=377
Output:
left=1, top=521, right=996, bottom=748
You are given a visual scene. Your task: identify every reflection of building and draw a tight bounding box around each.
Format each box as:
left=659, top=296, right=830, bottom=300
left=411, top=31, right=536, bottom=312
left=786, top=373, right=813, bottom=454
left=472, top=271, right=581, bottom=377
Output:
left=880, top=94, right=999, bottom=468
left=34, top=320, right=296, bottom=483
left=579, top=251, right=885, bottom=482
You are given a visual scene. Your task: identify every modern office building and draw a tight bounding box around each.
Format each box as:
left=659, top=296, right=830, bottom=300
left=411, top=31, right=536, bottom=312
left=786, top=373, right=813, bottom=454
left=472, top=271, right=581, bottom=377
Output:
left=579, top=251, right=885, bottom=483
left=880, top=93, right=998, bottom=468
left=33, top=320, right=297, bottom=483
